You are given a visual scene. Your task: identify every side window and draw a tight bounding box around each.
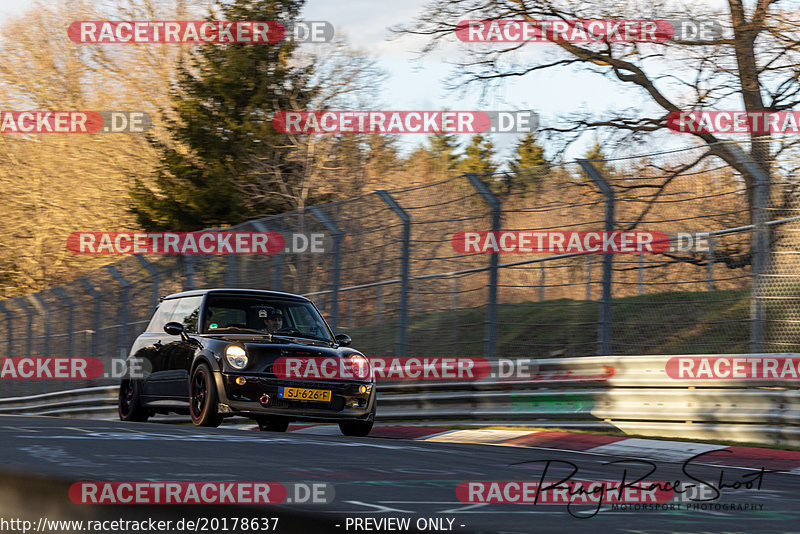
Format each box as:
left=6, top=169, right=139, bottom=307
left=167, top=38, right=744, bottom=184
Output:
left=145, top=299, right=178, bottom=334
left=206, top=307, right=247, bottom=331
left=170, top=296, right=203, bottom=334
left=288, top=306, right=313, bottom=330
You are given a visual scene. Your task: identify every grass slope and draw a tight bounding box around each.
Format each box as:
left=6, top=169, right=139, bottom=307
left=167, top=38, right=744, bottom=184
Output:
left=343, top=289, right=789, bottom=357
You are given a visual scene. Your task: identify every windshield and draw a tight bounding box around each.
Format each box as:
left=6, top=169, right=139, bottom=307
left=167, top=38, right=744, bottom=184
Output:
left=201, top=294, right=333, bottom=342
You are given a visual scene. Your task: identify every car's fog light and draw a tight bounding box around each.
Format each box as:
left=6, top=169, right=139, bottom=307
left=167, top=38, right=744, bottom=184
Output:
left=259, top=394, right=270, bottom=406
left=236, top=376, right=247, bottom=386
left=358, top=385, right=367, bottom=394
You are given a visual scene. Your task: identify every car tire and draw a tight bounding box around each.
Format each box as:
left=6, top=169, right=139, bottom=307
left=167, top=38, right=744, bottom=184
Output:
left=118, top=379, right=149, bottom=422
left=254, top=415, right=290, bottom=432
left=190, top=363, right=223, bottom=427
left=339, top=401, right=376, bottom=437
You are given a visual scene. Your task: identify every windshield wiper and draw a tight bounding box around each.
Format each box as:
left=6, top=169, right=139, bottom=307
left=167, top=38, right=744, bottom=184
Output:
left=293, top=333, right=333, bottom=343
left=210, top=327, right=271, bottom=335
left=274, top=331, right=333, bottom=345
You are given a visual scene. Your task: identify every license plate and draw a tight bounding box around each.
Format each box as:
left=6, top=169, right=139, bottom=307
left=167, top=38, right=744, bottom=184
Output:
left=279, top=386, right=331, bottom=402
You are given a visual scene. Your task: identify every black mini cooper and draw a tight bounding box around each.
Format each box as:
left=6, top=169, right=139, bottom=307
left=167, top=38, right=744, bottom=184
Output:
left=118, top=288, right=376, bottom=436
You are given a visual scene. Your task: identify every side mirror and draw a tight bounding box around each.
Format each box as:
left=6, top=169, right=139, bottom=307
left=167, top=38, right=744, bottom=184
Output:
left=164, top=321, right=188, bottom=341
left=335, top=334, right=351, bottom=347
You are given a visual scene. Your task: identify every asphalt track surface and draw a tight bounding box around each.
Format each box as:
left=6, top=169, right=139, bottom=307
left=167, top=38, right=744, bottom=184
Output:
left=0, top=415, right=798, bottom=534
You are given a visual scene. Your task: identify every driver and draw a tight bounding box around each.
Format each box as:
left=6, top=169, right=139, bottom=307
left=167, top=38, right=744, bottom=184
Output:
left=263, top=309, right=284, bottom=332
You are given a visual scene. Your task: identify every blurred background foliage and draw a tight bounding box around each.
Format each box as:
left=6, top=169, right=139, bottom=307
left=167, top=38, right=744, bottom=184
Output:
left=0, top=0, right=549, bottom=298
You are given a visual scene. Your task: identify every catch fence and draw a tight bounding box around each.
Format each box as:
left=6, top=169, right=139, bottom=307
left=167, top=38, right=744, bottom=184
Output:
left=1, top=140, right=798, bottom=397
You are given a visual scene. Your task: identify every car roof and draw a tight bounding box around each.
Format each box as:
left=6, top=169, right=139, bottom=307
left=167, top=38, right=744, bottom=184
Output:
left=162, top=288, right=311, bottom=302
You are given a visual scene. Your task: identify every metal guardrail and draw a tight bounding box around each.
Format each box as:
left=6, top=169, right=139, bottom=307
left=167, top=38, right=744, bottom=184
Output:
left=0, top=386, right=118, bottom=418
left=2, top=354, right=799, bottom=446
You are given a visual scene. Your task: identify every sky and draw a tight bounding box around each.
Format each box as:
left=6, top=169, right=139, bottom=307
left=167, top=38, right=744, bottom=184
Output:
left=0, top=0, right=702, bottom=163
left=299, top=0, right=654, bottom=160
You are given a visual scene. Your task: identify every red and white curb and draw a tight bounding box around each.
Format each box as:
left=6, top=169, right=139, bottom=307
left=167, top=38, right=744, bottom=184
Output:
left=242, top=424, right=800, bottom=473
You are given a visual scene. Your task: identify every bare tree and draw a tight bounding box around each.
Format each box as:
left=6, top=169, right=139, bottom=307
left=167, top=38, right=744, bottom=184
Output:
left=398, top=0, right=800, bottom=209
left=397, top=0, right=800, bottom=270
left=0, top=0, right=200, bottom=297
left=237, top=37, right=392, bottom=215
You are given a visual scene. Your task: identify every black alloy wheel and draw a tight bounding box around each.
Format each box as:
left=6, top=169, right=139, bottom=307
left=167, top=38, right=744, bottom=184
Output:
left=118, top=379, right=149, bottom=422
left=190, top=363, right=223, bottom=427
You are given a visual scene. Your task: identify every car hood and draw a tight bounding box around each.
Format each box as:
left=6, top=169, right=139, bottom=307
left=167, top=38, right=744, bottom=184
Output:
left=244, top=343, right=349, bottom=358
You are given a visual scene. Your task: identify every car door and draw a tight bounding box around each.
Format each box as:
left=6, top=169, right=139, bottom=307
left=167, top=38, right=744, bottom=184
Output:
left=134, top=298, right=178, bottom=400
left=151, top=295, right=204, bottom=398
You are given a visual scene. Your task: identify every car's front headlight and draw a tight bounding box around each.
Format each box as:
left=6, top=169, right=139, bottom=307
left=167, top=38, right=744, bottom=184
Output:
left=225, top=345, right=248, bottom=370
left=349, top=354, right=371, bottom=379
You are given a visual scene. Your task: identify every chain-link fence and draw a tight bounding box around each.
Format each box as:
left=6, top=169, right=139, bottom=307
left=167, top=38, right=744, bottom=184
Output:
left=1, top=140, right=798, bottom=397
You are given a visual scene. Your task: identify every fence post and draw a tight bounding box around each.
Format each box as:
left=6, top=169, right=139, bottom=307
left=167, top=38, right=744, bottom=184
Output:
left=0, top=301, right=13, bottom=358
left=376, top=285, right=383, bottom=324
left=586, top=257, right=592, bottom=300
left=12, top=297, right=33, bottom=359
left=0, top=301, right=13, bottom=396
left=226, top=254, right=237, bottom=287
left=751, top=173, right=769, bottom=353
left=577, top=159, right=614, bottom=356
left=272, top=254, right=283, bottom=292
left=28, top=293, right=50, bottom=358
left=53, top=287, right=75, bottom=357
left=722, top=144, right=769, bottom=352
left=181, top=255, right=195, bottom=291
left=707, top=235, right=715, bottom=291
left=134, top=255, right=160, bottom=310
left=13, top=297, right=34, bottom=395
left=309, top=206, right=343, bottom=330
left=217, top=226, right=237, bottom=289
left=539, top=262, right=546, bottom=301
left=27, top=293, right=50, bottom=392
left=414, top=279, right=419, bottom=315
left=105, top=265, right=130, bottom=360
left=347, top=292, right=354, bottom=328
left=376, top=190, right=410, bottom=357
left=79, top=278, right=102, bottom=359
left=465, top=173, right=500, bottom=360
left=638, top=252, right=644, bottom=296
left=250, top=221, right=282, bottom=291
